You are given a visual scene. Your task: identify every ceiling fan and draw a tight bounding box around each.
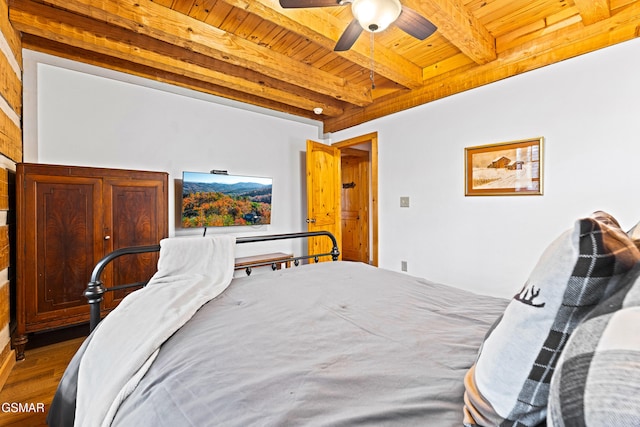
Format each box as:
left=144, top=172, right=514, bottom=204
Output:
left=279, top=0, right=437, bottom=51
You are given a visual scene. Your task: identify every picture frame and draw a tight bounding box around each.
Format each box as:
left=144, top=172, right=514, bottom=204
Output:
left=465, top=137, right=544, bottom=196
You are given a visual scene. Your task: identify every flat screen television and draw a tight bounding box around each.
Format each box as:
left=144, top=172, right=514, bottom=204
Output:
left=181, top=171, right=272, bottom=228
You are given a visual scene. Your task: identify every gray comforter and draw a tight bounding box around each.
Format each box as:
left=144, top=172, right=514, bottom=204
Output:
left=50, top=261, right=508, bottom=426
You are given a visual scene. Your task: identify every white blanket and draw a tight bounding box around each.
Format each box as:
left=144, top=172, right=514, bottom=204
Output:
left=75, top=235, right=236, bottom=427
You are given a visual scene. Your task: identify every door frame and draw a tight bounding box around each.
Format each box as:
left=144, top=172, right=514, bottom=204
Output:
left=333, top=132, right=378, bottom=266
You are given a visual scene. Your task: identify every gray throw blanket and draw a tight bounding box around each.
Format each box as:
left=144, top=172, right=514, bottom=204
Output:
left=74, top=235, right=235, bottom=427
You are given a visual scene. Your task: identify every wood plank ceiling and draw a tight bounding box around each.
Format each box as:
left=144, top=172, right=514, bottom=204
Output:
left=8, top=0, right=640, bottom=132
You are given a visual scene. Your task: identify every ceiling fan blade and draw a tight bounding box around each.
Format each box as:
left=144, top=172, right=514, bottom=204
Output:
left=395, top=7, right=437, bottom=40
left=279, top=0, right=342, bottom=8
left=334, top=19, right=363, bottom=51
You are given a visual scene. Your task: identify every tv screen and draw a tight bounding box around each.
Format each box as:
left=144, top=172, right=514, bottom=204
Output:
left=181, top=171, right=272, bottom=228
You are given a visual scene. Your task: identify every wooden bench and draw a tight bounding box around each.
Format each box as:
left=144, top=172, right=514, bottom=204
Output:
left=234, top=252, right=294, bottom=275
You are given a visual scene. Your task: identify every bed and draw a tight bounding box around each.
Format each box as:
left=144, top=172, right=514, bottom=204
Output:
left=48, top=212, right=640, bottom=427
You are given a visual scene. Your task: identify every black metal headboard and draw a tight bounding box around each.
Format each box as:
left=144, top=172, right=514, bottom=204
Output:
left=84, top=231, right=340, bottom=332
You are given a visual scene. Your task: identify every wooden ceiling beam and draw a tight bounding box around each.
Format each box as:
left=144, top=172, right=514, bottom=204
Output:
left=422, top=52, right=474, bottom=81
left=574, top=0, right=610, bottom=25
left=229, top=0, right=425, bottom=89
left=10, top=0, right=345, bottom=116
left=403, top=0, right=496, bottom=65
left=34, top=0, right=372, bottom=106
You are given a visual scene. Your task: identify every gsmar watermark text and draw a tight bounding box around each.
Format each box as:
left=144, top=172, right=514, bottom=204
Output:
left=1, top=402, right=45, bottom=413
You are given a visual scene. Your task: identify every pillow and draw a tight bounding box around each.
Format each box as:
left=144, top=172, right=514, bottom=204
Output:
left=463, top=211, right=640, bottom=427
left=548, top=262, right=640, bottom=426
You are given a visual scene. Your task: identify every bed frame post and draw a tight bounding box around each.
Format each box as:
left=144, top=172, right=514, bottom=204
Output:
left=330, top=243, right=339, bottom=261
left=84, top=280, right=106, bottom=332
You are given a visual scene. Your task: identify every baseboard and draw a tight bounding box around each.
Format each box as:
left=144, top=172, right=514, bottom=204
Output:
left=0, top=344, right=16, bottom=391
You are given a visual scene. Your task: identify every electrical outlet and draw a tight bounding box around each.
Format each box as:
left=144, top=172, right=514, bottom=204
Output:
left=401, top=260, right=408, bottom=272
left=400, top=196, right=410, bottom=208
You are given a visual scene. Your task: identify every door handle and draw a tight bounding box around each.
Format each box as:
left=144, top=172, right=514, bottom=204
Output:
left=306, top=218, right=316, bottom=223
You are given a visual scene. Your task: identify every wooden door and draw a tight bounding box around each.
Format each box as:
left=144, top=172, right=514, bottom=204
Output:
left=20, top=172, right=104, bottom=330
left=102, top=177, right=167, bottom=309
left=341, top=149, right=369, bottom=262
left=332, top=132, right=378, bottom=266
left=306, top=140, right=342, bottom=261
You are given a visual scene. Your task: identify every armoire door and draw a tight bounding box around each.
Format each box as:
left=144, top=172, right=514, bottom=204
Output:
left=22, top=174, right=104, bottom=329
left=101, top=177, right=166, bottom=310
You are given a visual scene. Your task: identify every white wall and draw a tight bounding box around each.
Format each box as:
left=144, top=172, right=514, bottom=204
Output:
left=25, top=39, right=640, bottom=297
left=22, top=50, right=324, bottom=258
left=331, top=38, right=640, bottom=297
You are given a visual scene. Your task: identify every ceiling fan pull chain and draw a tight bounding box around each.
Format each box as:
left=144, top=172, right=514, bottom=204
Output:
left=370, top=32, right=376, bottom=90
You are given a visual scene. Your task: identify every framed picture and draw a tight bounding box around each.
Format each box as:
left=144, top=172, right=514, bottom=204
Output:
left=465, top=137, right=544, bottom=196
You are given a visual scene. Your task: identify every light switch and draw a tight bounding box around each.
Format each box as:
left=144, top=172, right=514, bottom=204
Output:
left=400, top=196, right=410, bottom=208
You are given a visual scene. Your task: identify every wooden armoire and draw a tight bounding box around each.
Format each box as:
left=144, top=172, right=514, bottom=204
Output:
left=13, top=163, right=168, bottom=360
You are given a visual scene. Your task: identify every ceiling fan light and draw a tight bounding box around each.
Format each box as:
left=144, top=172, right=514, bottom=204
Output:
left=351, top=0, right=401, bottom=33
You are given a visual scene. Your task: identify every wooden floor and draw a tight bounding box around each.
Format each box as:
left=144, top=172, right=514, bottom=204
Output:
left=0, top=330, right=86, bottom=426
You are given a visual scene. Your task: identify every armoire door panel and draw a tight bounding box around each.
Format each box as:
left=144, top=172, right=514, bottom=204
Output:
left=110, top=182, right=160, bottom=247
left=39, top=185, right=93, bottom=309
